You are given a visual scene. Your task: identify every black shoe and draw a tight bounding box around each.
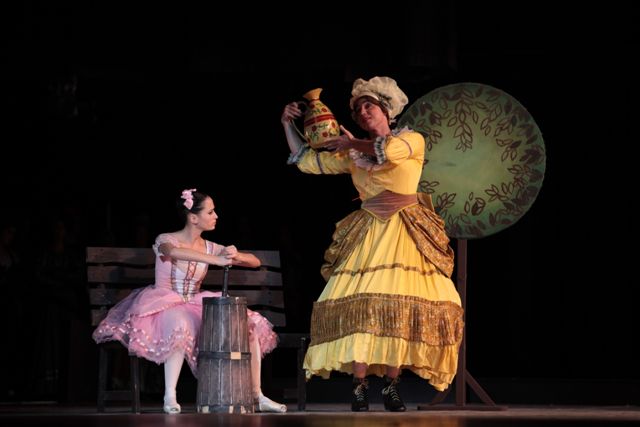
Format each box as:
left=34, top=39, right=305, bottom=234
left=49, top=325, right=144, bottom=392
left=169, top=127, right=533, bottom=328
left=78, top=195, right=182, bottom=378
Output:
left=351, top=378, right=369, bottom=412
left=382, top=376, right=406, bottom=412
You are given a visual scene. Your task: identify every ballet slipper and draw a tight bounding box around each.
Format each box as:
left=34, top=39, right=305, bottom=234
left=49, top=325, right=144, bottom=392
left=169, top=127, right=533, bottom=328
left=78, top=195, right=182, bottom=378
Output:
left=255, top=393, right=287, bottom=413
left=163, top=395, right=181, bottom=414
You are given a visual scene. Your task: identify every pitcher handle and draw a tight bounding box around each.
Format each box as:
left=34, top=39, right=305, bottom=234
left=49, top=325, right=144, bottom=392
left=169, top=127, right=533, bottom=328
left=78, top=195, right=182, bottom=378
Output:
left=290, top=101, right=308, bottom=142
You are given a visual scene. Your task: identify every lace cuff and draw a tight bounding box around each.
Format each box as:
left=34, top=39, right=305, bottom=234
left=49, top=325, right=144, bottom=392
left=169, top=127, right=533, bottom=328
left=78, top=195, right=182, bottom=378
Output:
left=373, top=136, right=387, bottom=165
left=287, top=144, right=310, bottom=165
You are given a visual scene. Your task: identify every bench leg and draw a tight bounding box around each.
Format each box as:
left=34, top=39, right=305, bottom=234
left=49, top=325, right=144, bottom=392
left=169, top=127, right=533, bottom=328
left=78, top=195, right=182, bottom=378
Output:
left=130, top=355, right=141, bottom=414
left=297, top=337, right=307, bottom=411
left=97, top=345, right=108, bottom=412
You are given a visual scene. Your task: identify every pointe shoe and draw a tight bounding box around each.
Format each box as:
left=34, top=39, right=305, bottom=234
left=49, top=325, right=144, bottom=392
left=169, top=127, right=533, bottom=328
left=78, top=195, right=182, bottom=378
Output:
left=163, top=395, right=181, bottom=414
left=256, top=394, right=287, bottom=413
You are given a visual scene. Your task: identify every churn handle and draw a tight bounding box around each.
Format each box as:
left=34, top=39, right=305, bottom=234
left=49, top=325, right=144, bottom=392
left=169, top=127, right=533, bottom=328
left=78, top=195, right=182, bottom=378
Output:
left=222, top=265, right=230, bottom=297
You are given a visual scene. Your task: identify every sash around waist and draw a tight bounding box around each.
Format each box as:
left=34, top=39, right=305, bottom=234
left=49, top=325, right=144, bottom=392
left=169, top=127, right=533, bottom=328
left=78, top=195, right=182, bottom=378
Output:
left=361, top=191, right=418, bottom=220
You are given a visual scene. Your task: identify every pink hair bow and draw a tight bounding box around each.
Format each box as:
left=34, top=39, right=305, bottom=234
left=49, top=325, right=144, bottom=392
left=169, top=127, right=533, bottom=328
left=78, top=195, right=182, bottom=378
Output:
left=181, top=188, right=197, bottom=210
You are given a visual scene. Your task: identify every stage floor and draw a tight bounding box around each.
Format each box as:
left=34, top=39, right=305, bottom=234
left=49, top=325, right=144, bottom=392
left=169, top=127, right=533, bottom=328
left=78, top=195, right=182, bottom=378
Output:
left=1, top=404, right=639, bottom=426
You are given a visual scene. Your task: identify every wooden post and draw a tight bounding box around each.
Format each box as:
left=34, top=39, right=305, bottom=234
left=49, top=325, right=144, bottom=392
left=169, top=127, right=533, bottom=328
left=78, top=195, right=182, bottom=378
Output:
left=418, top=239, right=506, bottom=411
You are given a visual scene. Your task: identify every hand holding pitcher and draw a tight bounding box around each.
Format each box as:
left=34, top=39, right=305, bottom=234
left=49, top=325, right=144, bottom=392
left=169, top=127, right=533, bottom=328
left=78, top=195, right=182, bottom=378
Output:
left=283, top=88, right=340, bottom=149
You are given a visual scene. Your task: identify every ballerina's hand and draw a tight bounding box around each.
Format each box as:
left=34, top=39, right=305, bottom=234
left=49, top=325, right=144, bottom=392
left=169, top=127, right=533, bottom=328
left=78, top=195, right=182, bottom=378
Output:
left=214, top=255, right=233, bottom=267
left=223, top=245, right=238, bottom=258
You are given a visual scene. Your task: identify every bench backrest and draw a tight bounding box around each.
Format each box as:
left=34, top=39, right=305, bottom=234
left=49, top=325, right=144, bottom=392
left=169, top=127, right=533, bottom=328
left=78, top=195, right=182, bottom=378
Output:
left=86, top=247, right=285, bottom=328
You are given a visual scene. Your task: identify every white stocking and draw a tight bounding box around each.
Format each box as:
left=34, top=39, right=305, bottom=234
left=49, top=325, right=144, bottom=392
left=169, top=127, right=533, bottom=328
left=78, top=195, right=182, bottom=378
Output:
left=164, top=351, right=184, bottom=403
left=249, top=334, right=287, bottom=412
left=250, top=333, right=262, bottom=398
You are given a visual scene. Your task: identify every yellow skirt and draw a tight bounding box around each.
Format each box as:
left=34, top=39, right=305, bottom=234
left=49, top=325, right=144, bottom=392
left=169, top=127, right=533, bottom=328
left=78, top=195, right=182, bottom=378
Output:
left=303, top=213, right=464, bottom=391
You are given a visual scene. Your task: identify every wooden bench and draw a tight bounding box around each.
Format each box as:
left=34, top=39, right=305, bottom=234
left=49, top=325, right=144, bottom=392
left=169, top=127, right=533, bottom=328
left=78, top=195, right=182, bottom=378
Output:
left=87, top=247, right=309, bottom=413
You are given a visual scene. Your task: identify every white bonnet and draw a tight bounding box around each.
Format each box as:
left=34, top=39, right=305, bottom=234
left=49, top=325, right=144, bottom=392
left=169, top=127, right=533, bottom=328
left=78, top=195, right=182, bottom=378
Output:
left=349, top=76, right=409, bottom=120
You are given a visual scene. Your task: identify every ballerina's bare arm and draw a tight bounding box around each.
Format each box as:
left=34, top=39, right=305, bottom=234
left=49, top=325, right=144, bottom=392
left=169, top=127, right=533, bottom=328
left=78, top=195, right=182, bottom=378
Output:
left=158, top=243, right=261, bottom=268
left=158, top=243, right=232, bottom=267
left=221, top=245, right=261, bottom=268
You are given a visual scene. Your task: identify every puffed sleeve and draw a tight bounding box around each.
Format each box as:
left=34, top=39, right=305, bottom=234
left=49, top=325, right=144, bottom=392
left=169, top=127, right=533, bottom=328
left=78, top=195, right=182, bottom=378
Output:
left=207, top=240, right=225, bottom=256
left=293, top=148, right=351, bottom=175
left=152, top=233, right=179, bottom=256
left=375, top=130, right=425, bottom=165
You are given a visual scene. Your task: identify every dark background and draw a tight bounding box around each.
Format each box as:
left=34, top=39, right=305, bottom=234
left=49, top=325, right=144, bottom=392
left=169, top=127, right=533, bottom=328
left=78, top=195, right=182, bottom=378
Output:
left=0, top=1, right=637, bottom=405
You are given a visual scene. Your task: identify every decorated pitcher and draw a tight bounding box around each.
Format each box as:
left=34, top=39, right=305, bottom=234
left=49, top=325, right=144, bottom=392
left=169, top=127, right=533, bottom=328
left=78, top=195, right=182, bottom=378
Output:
left=298, top=88, right=340, bottom=149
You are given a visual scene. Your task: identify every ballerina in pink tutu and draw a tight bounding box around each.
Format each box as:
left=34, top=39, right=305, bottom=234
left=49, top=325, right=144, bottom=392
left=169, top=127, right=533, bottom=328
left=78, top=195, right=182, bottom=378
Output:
left=92, top=188, right=286, bottom=414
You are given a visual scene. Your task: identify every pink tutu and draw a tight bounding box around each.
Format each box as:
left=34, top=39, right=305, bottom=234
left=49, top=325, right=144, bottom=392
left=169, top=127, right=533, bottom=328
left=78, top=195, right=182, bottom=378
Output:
left=92, top=285, right=278, bottom=374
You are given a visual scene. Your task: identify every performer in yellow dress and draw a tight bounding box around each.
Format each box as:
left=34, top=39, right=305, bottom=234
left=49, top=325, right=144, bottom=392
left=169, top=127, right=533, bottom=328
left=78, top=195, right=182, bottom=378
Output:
left=281, top=76, right=464, bottom=411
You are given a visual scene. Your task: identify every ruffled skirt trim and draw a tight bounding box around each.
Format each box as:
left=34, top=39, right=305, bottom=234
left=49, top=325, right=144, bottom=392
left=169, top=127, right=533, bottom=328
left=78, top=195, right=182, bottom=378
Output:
left=92, top=286, right=278, bottom=374
left=304, top=333, right=460, bottom=391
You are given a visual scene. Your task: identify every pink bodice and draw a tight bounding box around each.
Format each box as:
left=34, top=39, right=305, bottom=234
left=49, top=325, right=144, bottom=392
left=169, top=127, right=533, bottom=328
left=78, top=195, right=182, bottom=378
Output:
left=153, top=234, right=224, bottom=301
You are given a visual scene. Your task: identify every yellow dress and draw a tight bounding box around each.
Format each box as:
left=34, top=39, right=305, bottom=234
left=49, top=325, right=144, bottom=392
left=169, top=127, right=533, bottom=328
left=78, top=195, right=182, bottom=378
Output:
left=291, top=128, right=464, bottom=391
